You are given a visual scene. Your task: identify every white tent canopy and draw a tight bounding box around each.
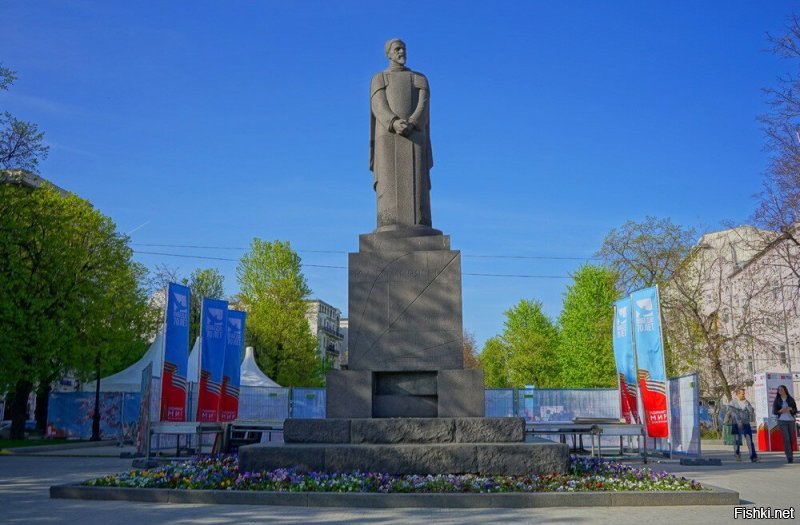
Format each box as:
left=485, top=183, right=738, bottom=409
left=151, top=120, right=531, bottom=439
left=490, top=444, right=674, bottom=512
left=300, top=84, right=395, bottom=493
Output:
left=82, top=336, right=280, bottom=392
left=240, top=346, right=281, bottom=388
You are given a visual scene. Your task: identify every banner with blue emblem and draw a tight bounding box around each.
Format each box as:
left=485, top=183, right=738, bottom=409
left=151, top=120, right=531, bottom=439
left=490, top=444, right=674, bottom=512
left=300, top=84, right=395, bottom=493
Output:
left=220, top=310, right=246, bottom=422
left=631, top=286, right=669, bottom=438
left=612, top=297, right=639, bottom=424
left=160, top=282, right=190, bottom=421
left=197, top=297, right=228, bottom=422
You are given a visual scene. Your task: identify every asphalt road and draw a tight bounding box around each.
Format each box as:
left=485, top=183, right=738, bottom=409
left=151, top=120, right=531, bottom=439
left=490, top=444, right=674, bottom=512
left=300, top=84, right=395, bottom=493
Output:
left=0, top=442, right=797, bottom=524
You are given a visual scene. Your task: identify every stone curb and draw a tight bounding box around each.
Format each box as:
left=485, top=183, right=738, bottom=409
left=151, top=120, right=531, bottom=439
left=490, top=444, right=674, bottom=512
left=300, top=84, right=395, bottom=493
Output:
left=49, top=483, right=739, bottom=508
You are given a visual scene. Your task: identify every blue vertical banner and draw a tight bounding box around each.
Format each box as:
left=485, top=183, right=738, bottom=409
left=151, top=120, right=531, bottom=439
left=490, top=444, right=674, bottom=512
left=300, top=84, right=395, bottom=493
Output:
left=160, top=282, right=190, bottom=421
left=220, top=310, right=246, bottom=422
left=197, top=297, right=228, bottom=422
left=631, top=286, right=669, bottom=438
left=612, top=297, right=639, bottom=424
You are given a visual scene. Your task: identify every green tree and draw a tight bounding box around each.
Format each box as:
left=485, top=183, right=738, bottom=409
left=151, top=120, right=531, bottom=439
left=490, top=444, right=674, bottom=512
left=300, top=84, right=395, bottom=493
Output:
left=480, top=300, right=559, bottom=388
left=182, top=268, right=225, bottom=346
left=236, top=239, right=322, bottom=387
left=462, top=330, right=482, bottom=370
left=597, top=216, right=694, bottom=294
left=0, top=179, right=152, bottom=439
left=77, top=257, right=154, bottom=440
left=480, top=337, right=510, bottom=388
left=556, top=265, right=619, bottom=388
left=0, top=64, right=49, bottom=172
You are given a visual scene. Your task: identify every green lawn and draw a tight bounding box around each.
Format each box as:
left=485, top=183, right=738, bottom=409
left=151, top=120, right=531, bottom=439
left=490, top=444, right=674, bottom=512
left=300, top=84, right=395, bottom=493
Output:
left=0, top=438, right=78, bottom=449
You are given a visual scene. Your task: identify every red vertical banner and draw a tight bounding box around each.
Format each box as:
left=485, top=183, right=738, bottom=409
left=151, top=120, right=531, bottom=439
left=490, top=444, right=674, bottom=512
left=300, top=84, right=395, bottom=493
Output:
left=160, top=283, right=190, bottom=421
left=631, top=287, right=669, bottom=438
left=612, top=298, right=639, bottom=424
left=197, top=298, right=228, bottom=422
left=219, top=310, right=246, bottom=422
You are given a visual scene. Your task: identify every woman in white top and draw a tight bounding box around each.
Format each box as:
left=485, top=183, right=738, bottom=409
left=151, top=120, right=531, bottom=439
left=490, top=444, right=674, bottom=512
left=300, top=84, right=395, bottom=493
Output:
left=772, top=385, right=798, bottom=463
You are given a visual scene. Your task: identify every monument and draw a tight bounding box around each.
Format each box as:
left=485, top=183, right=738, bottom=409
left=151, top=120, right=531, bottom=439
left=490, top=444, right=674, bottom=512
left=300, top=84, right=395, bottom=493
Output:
left=239, top=40, right=569, bottom=476
left=327, top=37, right=483, bottom=419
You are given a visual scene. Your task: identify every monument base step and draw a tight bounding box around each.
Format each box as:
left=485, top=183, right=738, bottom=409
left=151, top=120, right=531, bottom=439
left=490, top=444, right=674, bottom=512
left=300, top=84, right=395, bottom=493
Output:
left=284, top=417, right=526, bottom=444
left=238, top=441, right=570, bottom=476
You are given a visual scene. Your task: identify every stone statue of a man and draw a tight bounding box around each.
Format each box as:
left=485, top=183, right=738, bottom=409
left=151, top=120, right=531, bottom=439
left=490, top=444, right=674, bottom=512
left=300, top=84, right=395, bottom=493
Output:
left=369, top=39, right=434, bottom=232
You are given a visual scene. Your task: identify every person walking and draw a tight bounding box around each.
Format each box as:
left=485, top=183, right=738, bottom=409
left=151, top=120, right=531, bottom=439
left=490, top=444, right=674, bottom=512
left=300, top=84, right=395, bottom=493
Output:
left=772, top=385, right=797, bottom=463
left=725, top=388, right=759, bottom=462
left=725, top=388, right=758, bottom=463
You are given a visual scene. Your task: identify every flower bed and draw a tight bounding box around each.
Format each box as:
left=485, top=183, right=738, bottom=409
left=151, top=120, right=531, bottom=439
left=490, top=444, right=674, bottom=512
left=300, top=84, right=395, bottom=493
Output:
left=83, top=456, right=703, bottom=493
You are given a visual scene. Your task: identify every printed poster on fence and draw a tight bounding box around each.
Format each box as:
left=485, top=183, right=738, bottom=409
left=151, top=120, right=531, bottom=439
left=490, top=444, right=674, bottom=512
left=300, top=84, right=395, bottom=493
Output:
left=136, top=362, right=153, bottom=454
left=631, top=286, right=669, bottom=438
left=197, top=297, right=228, bottom=422
left=160, top=282, right=190, bottom=421
left=753, top=372, right=798, bottom=452
left=219, top=310, right=246, bottom=422
left=612, top=297, right=639, bottom=424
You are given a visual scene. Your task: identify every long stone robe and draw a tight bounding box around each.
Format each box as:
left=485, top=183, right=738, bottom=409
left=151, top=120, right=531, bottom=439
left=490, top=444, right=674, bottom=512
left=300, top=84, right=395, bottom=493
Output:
left=369, top=67, right=433, bottom=230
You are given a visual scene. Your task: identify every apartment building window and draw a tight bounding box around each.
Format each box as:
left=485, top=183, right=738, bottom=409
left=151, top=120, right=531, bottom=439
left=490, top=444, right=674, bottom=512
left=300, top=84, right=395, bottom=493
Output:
left=773, top=280, right=781, bottom=300
left=780, top=345, right=787, bottom=366
left=747, top=357, right=754, bottom=374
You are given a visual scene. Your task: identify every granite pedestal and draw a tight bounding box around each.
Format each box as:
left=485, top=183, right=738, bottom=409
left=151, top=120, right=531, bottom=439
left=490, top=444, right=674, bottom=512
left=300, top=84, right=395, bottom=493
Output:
left=327, top=229, right=484, bottom=418
left=238, top=417, right=570, bottom=476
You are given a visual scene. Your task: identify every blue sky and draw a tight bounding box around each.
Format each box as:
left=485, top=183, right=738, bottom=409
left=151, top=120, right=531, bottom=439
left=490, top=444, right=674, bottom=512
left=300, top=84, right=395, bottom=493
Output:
left=2, top=1, right=795, bottom=349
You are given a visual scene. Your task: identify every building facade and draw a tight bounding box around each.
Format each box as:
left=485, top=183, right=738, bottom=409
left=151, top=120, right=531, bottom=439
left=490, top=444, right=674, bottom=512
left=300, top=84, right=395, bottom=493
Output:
left=339, top=318, right=349, bottom=368
left=677, top=226, right=800, bottom=397
left=305, top=299, right=344, bottom=370
left=727, top=228, right=800, bottom=384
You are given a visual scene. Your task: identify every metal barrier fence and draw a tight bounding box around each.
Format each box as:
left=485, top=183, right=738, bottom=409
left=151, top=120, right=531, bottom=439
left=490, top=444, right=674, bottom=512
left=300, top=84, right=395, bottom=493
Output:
left=47, top=385, right=326, bottom=443
left=46, top=391, right=141, bottom=442
left=665, top=372, right=701, bottom=456
left=290, top=387, right=326, bottom=419
left=486, top=388, right=621, bottom=423
left=49, top=382, right=699, bottom=457
left=485, top=389, right=515, bottom=417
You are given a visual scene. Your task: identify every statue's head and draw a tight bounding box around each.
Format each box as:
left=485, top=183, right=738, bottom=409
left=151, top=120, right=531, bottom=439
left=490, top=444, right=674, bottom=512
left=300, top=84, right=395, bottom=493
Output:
left=385, top=38, right=406, bottom=67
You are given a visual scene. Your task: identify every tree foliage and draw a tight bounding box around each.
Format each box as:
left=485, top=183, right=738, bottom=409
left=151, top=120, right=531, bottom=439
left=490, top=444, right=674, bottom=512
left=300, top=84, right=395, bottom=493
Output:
left=754, top=15, right=800, bottom=284
left=0, top=181, right=153, bottom=438
left=480, top=337, right=511, bottom=388
left=462, top=330, right=482, bottom=370
left=597, top=216, right=694, bottom=295
left=0, top=64, right=17, bottom=91
left=479, top=300, right=559, bottom=388
left=0, top=63, right=49, bottom=172
left=236, top=239, right=322, bottom=387
left=556, top=265, right=619, bottom=388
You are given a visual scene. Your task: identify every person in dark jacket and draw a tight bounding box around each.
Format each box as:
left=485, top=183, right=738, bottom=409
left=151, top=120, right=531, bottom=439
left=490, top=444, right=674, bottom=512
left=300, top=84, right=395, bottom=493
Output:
left=772, top=385, right=798, bottom=463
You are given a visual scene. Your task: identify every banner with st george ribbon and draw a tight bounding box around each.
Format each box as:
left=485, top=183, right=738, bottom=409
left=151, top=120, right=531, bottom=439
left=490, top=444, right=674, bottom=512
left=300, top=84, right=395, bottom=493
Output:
left=219, top=310, right=246, bottom=422
left=160, top=282, right=190, bottom=421
left=612, top=297, right=639, bottom=424
left=197, top=297, right=228, bottom=422
left=631, top=286, right=669, bottom=438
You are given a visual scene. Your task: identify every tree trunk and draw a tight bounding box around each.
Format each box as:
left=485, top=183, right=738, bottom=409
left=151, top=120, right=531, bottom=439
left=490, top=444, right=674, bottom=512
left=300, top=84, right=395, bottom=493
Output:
left=91, top=353, right=101, bottom=441
left=10, top=380, right=33, bottom=440
left=35, top=383, right=51, bottom=433
left=712, top=356, right=732, bottom=402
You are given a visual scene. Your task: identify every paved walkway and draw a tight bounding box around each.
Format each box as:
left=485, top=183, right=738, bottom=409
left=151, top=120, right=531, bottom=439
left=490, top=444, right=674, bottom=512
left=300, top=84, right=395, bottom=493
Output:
left=0, top=441, right=796, bottom=524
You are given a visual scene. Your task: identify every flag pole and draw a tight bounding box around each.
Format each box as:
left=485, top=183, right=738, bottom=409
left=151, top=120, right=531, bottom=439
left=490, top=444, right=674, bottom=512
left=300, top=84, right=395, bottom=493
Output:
left=655, top=285, right=673, bottom=459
